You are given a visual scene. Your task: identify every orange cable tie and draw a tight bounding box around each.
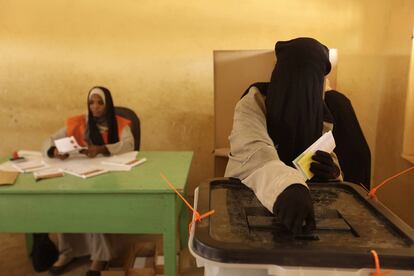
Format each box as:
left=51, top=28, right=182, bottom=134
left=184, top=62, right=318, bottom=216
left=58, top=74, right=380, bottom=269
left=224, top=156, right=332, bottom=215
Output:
left=160, top=173, right=199, bottom=216
left=370, top=250, right=381, bottom=276
left=160, top=173, right=214, bottom=233
left=368, top=165, right=414, bottom=199
left=370, top=250, right=393, bottom=276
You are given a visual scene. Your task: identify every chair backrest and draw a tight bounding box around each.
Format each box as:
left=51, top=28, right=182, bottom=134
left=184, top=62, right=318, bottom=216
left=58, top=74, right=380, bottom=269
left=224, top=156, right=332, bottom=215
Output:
left=115, top=106, right=140, bottom=151
left=325, top=90, right=371, bottom=189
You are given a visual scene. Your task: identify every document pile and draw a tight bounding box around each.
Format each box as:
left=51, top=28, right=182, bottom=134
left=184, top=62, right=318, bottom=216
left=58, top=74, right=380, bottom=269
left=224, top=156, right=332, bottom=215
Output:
left=33, top=168, right=64, bottom=181
left=0, top=150, right=147, bottom=181
left=292, top=131, right=336, bottom=180
left=62, top=164, right=107, bottom=179
left=101, top=151, right=147, bottom=171
left=11, top=158, right=48, bottom=173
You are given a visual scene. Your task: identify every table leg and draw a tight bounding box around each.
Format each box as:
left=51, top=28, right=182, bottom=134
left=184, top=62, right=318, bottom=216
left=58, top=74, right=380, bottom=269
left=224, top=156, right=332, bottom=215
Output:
left=179, top=197, right=189, bottom=249
left=164, top=194, right=177, bottom=276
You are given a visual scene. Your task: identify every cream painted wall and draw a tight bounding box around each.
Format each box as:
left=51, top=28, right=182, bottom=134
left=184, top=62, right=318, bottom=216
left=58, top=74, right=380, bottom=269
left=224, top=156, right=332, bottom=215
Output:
left=0, top=1, right=413, bottom=225
left=374, top=1, right=414, bottom=227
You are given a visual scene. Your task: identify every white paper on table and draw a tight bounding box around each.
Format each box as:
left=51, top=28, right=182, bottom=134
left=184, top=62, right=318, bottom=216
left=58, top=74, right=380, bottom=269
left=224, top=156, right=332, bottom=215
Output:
left=0, top=151, right=43, bottom=172
left=292, top=130, right=336, bottom=180
left=101, top=151, right=146, bottom=170
left=62, top=163, right=107, bottom=179
left=11, top=159, right=49, bottom=173
left=0, top=161, right=20, bottom=172
left=42, top=151, right=144, bottom=178
left=54, top=136, right=86, bottom=154
left=17, top=150, right=42, bottom=158
left=102, top=151, right=138, bottom=164
left=33, top=168, right=64, bottom=180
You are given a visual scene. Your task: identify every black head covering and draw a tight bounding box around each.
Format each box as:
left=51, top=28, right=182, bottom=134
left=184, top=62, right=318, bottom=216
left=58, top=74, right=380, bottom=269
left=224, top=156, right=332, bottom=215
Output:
left=87, top=86, right=119, bottom=145
left=265, top=37, right=331, bottom=166
left=325, top=90, right=371, bottom=188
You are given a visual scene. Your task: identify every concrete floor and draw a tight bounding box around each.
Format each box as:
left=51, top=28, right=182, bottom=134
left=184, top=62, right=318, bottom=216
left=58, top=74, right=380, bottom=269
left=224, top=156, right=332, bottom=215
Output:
left=0, top=233, right=202, bottom=276
left=0, top=233, right=59, bottom=276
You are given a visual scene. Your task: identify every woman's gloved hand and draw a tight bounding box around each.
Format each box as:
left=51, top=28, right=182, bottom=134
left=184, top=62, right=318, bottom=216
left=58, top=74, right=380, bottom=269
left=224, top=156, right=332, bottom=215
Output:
left=310, top=150, right=340, bottom=181
left=272, top=184, right=315, bottom=235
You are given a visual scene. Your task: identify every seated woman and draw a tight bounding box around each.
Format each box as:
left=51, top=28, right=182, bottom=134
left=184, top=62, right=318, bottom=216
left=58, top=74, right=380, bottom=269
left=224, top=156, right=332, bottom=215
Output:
left=43, top=86, right=134, bottom=275
left=225, top=38, right=342, bottom=235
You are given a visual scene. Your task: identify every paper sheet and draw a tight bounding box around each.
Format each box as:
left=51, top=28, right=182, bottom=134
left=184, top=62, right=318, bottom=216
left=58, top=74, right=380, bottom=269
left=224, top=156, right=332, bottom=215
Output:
left=293, top=131, right=336, bottom=180
left=33, top=168, right=64, bottom=181
left=100, top=151, right=145, bottom=171
left=54, top=136, right=85, bottom=154
left=2, top=150, right=146, bottom=180
left=0, top=151, right=43, bottom=172
left=63, top=164, right=107, bottom=179
left=11, top=159, right=49, bottom=173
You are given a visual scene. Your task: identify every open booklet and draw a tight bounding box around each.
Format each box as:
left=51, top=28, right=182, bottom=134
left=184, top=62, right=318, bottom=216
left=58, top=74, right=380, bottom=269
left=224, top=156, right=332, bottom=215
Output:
left=292, top=130, right=336, bottom=180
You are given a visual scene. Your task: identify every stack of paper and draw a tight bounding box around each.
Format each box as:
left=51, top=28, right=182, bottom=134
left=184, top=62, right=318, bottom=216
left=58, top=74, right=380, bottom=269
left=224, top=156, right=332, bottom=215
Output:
left=11, top=159, right=49, bottom=173
left=63, top=164, right=107, bottom=179
left=292, top=131, right=336, bottom=180
left=33, top=168, right=64, bottom=181
left=54, top=136, right=85, bottom=154
left=101, top=151, right=146, bottom=171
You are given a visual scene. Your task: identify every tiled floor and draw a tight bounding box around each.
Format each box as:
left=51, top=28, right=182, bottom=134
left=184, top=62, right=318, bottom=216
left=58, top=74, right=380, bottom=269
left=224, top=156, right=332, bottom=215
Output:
left=0, top=233, right=202, bottom=276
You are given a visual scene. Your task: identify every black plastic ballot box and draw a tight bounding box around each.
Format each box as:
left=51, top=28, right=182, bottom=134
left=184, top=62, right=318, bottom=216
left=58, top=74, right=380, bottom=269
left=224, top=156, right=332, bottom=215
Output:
left=189, top=178, right=414, bottom=276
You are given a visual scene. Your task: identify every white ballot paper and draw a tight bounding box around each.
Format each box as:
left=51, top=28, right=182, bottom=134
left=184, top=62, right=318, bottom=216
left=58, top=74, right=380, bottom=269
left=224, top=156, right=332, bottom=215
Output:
left=63, top=164, right=107, bottom=179
left=11, top=158, right=49, bottom=173
left=101, top=151, right=146, bottom=171
left=54, top=136, right=85, bottom=154
left=33, top=168, right=64, bottom=181
left=292, top=130, right=336, bottom=180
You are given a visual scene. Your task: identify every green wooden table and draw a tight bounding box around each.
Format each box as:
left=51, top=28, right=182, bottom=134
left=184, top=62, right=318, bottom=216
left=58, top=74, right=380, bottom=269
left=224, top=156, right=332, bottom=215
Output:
left=0, top=151, right=193, bottom=276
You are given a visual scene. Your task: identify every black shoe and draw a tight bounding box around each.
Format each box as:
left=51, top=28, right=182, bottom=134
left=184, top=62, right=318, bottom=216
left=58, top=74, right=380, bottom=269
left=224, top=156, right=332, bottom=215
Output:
left=86, top=270, right=101, bottom=276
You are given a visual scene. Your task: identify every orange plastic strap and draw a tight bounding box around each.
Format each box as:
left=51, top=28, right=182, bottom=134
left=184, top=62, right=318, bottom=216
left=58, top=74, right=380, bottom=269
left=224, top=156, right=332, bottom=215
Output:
left=368, top=166, right=414, bottom=199
left=370, top=250, right=392, bottom=276
left=160, top=173, right=215, bottom=233
left=371, top=250, right=381, bottom=275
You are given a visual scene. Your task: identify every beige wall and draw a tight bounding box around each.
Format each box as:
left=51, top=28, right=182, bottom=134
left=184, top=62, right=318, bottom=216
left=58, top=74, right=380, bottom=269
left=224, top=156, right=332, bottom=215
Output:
left=1, top=1, right=413, bottom=225
left=374, top=1, right=414, bottom=226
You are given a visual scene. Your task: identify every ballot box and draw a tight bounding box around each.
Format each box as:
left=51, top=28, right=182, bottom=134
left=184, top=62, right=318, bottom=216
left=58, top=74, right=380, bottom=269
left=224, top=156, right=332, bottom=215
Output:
left=189, top=178, right=414, bottom=276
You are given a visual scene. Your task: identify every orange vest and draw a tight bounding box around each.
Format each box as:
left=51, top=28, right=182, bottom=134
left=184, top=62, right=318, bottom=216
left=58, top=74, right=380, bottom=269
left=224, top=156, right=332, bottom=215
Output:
left=66, top=114, right=131, bottom=146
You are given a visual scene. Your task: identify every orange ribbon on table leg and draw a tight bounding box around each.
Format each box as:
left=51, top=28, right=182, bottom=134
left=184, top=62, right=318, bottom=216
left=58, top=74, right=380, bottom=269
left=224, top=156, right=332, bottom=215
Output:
left=160, top=173, right=215, bottom=233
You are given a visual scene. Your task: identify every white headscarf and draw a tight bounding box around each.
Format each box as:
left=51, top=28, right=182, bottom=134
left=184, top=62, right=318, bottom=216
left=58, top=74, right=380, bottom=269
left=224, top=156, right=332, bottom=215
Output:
left=88, top=87, right=106, bottom=106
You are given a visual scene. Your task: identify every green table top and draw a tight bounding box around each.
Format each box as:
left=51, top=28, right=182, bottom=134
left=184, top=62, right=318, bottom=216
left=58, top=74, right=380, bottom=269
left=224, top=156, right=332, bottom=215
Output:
left=0, top=151, right=193, bottom=194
